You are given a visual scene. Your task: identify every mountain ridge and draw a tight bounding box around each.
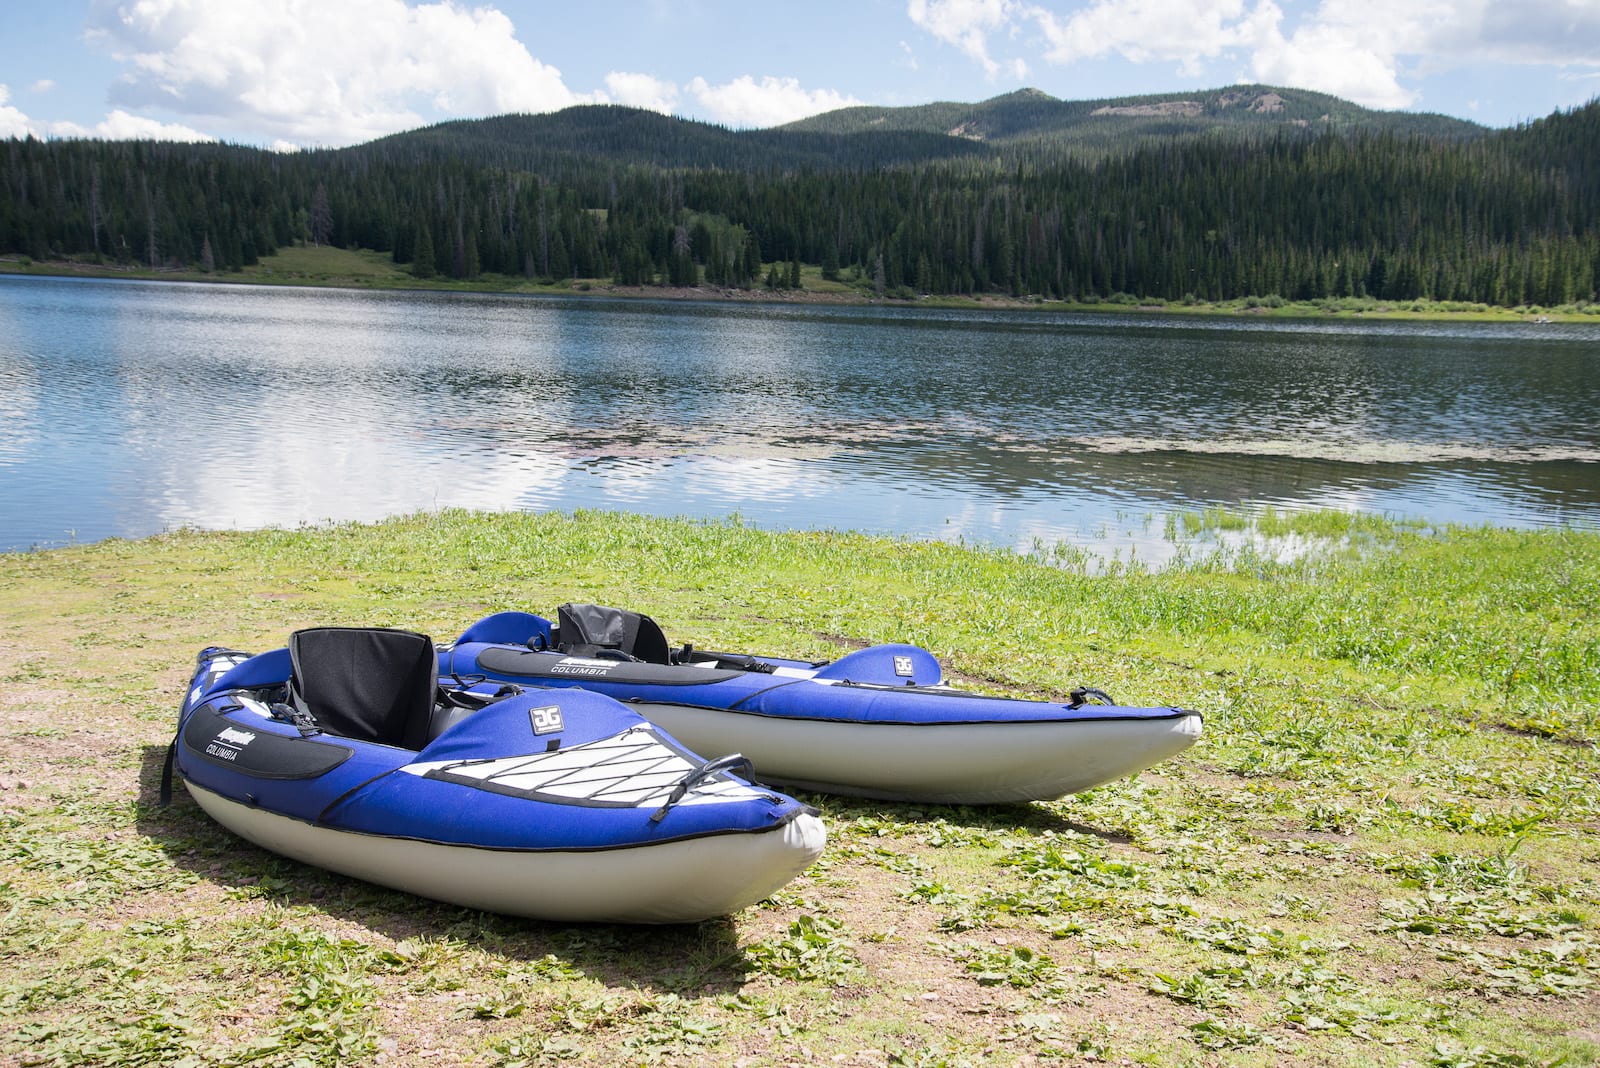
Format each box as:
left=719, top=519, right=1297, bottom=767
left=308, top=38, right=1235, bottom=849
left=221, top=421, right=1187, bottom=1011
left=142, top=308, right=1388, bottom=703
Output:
left=778, top=83, right=1483, bottom=147
left=352, top=84, right=1486, bottom=173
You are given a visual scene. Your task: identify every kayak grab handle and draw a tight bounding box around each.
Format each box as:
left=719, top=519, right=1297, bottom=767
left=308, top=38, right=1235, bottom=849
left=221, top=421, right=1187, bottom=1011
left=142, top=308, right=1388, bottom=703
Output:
left=1068, top=687, right=1115, bottom=708
left=651, top=753, right=755, bottom=823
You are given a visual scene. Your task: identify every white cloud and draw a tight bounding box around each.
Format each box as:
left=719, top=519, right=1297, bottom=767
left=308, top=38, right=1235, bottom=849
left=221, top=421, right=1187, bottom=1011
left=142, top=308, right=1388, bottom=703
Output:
left=1, top=81, right=217, bottom=142
left=1439, top=0, right=1600, bottom=68
left=1027, top=0, right=1272, bottom=76
left=603, top=71, right=680, bottom=114
left=686, top=75, right=863, bottom=128
left=907, top=0, right=1018, bottom=77
left=51, top=110, right=218, bottom=142
left=85, top=0, right=595, bottom=147
left=1244, top=4, right=1418, bottom=108
left=0, top=85, right=34, bottom=139
left=29, top=79, right=56, bottom=94
left=909, top=0, right=1600, bottom=112
left=1232, top=0, right=1600, bottom=110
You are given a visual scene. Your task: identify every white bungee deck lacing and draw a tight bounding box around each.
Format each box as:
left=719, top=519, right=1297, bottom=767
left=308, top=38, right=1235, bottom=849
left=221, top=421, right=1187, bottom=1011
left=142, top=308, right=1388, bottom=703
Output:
left=402, top=727, right=766, bottom=812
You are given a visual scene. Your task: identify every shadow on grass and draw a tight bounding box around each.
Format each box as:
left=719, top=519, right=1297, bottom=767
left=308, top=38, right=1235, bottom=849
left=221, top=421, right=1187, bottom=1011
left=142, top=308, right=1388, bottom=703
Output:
left=806, top=791, right=1133, bottom=843
left=133, top=745, right=752, bottom=996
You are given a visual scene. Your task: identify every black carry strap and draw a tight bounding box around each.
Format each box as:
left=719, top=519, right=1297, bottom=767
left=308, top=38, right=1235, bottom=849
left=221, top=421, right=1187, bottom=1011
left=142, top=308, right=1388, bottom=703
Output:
left=710, top=652, right=776, bottom=674
left=269, top=700, right=324, bottom=737
left=1068, top=686, right=1115, bottom=708
left=437, top=676, right=523, bottom=710
left=159, top=730, right=179, bottom=806
left=651, top=754, right=755, bottom=823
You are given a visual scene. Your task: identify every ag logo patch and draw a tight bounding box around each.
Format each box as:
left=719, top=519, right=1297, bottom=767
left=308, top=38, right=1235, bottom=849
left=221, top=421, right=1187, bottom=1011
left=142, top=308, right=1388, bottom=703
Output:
left=529, top=705, right=565, bottom=735
left=893, top=655, right=915, bottom=677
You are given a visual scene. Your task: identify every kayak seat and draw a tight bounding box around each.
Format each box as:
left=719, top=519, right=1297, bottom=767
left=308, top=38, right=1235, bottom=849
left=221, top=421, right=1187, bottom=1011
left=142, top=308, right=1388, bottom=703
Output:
left=553, top=603, right=671, bottom=665
left=287, top=627, right=440, bottom=750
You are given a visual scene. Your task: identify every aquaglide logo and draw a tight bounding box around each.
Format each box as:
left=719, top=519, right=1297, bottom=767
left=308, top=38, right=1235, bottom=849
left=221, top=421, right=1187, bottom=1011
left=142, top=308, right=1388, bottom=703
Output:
left=206, top=725, right=257, bottom=762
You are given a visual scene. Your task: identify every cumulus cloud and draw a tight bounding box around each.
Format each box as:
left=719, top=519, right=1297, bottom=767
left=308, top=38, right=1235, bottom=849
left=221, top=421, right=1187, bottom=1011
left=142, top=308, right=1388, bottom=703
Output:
left=602, top=71, right=864, bottom=127
left=0, top=86, right=34, bottom=139
left=1234, top=0, right=1600, bottom=109
left=686, top=75, right=864, bottom=128
left=907, top=0, right=1019, bottom=76
left=85, top=0, right=595, bottom=146
left=1028, top=0, right=1274, bottom=76
left=1244, top=3, right=1417, bottom=108
left=603, top=71, right=681, bottom=114
left=1, top=82, right=217, bottom=142
left=53, top=110, right=218, bottom=142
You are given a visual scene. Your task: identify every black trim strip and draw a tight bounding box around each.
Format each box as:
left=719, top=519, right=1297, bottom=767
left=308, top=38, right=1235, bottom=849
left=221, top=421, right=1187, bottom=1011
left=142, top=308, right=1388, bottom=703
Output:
left=727, top=679, right=805, bottom=711
left=315, top=767, right=407, bottom=824
left=652, top=699, right=1203, bottom=728
left=184, top=779, right=812, bottom=854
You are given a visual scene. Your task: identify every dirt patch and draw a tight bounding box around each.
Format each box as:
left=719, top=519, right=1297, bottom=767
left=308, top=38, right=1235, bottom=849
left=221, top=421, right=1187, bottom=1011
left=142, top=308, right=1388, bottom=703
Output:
left=1092, top=101, right=1204, bottom=118
left=1487, top=720, right=1595, bottom=749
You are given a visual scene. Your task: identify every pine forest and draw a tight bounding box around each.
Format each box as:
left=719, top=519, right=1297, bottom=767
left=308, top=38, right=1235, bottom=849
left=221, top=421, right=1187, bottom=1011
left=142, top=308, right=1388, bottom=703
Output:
left=3, top=86, right=1597, bottom=309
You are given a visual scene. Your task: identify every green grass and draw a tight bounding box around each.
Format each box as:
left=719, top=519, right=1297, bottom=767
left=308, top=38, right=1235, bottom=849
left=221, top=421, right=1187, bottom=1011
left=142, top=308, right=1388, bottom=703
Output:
left=253, top=244, right=415, bottom=283
left=0, top=509, right=1596, bottom=1065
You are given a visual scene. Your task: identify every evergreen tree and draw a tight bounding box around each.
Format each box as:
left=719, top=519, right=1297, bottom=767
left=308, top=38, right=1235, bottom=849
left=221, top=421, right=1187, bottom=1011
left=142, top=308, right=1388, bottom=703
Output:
left=309, top=182, right=333, bottom=246
left=412, top=220, right=436, bottom=279
left=743, top=233, right=763, bottom=283
left=821, top=242, right=840, bottom=281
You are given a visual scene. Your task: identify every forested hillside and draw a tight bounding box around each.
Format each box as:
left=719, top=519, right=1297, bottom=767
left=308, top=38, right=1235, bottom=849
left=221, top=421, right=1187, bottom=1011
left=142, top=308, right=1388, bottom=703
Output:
left=781, top=85, right=1483, bottom=155
left=361, top=106, right=990, bottom=173
left=2, top=88, right=1595, bottom=307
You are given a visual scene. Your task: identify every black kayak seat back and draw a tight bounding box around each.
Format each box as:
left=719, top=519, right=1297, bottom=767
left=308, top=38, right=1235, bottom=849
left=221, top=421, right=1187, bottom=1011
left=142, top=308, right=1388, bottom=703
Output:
left=287, top=627, right=440, bottom=750
left=554, top=603, right=671, bottom=665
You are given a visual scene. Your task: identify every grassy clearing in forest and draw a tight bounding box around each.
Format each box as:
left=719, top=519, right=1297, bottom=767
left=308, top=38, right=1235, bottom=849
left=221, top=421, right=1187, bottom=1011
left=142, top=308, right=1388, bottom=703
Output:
left=0, top=509, right=1596, bottom=1066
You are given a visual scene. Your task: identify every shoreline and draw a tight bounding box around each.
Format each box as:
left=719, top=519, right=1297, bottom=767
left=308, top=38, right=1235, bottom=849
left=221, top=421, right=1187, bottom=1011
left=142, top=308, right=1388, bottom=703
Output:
left=3, top=253, right=1594, bottom=324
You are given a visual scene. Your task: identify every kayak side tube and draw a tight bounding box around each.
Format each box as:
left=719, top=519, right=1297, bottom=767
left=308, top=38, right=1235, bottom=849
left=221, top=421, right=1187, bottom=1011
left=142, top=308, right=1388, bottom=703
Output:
left=442, top=633, right=1203, bottom=804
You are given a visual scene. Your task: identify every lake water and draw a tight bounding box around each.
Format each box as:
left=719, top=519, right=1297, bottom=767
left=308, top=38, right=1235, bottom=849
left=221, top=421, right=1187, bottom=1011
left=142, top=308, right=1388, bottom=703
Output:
left=2, top=275, right=1597, bottom=559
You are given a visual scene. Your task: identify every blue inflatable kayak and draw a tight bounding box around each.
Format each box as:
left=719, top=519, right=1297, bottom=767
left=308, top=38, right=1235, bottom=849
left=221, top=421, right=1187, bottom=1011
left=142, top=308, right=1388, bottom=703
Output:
left=439, top=606, right=1203, bottom=805
left=168, top=626, right=825, bottom=923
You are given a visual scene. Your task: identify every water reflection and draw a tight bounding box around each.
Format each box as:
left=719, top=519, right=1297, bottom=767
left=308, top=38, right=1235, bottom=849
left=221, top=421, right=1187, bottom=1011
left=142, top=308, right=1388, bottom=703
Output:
left=0, top=275, right=1596, bottom=555
left=0, top=350, right=41, bottom=465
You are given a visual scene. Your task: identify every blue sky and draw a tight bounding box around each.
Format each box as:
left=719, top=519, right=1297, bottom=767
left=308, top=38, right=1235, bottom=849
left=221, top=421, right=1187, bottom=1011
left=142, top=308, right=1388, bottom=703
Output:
left=3, top=0, right=1597, bottom=148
